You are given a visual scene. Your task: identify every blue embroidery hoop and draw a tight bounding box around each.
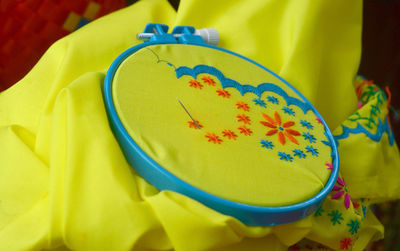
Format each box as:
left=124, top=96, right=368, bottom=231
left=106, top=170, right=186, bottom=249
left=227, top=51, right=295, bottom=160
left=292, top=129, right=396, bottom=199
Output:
left=103, top=23, right=340, bottom=226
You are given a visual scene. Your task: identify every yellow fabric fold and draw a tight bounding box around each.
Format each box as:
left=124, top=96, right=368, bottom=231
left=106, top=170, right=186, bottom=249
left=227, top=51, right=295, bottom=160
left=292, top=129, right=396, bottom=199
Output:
left=1, top=0, right=397, bottom=250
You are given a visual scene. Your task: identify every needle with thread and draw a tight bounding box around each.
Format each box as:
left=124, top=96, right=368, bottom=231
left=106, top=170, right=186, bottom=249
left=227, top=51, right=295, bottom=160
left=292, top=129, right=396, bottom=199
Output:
left=177, top=98, right=201, bottom=129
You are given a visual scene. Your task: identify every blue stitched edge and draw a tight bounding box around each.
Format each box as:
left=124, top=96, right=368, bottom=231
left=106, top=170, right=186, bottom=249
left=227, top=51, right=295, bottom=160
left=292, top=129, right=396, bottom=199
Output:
left=333, top=117, right=394, bottom=146
left=175, top=65, right=313, bottom=113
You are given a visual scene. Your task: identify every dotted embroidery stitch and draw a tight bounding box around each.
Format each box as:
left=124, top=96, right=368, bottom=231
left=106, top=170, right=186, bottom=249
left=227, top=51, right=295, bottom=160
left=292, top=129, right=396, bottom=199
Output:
left=305, top=145, right=319, bottom=156
left=282, top=106, right=295, bottom=116
left=278, top=152, right=293, bottom=162
left=328, top=210, right=344, bottom=225
left=267, top=95, right=279, bottom=104
left=260, top=112, right=300, bottom=145
left=347, top=219, right=360, bottom=235
left=253, top=98, right=266, bottom=108
left=222, top=129, right=237, bottom=140
left=205, top=133, right=222, bottom=144
left=300, top=120, right=313, bottom=130
left=188, top=120, right=203, bottom=129
left=216, top=89, right=230, bottom=98
left=237, top=114, right=251, bottom=124
left=293, top=149, right=306, bottom=159
left=201, top=76, right=215, bottom=86
left=238, top=126, right=252, bottom=136
left=236, top=101, right=250, bottom=111
left=260, top=140, right=274, bottom=149
left=302, top=132, right=316, bottom=143
left=188, top=79, right=203, bottom=89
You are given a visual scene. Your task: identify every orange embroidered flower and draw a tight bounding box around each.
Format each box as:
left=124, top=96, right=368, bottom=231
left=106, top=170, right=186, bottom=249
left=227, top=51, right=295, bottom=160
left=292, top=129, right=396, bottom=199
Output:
left=201, top=76, right=215, bottom=86
left=222, top=129, right=238, bottom=140
left=238, top=126, right=252, bottom=136
left=236, top=101, right=249, bottom=111
left=216, top=89, right=230, bottom=98
left=188, top=79, right=203, bottom=89
left=260, top=112, right=300, bottom=145
left=188, top=120, right=203, bottom=129
left=205, top=133, right=222, bottom=144
left=237, top=114, right=251, bottom=124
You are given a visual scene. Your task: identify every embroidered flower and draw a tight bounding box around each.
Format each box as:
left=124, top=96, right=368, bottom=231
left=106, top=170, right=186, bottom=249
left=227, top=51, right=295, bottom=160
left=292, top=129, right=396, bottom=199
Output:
left=293, top=149, right=306, bottom=159
left=201, top=76, right=215, bottom=86
left=236, top=101, right=250, bottom=111
left=205, top=133, right=222, bottom=144
left=340, top=237, right=352, bottom=250
left=222, top=129, right=237, bottom=140
left=237, top=114, right=251, bottom=124
left=302, top=132, right=316, bottom=143
left=238, top=126, right=252, bottom=136
left=305, top=145, right=318, bottom=156
left=328, top=210, right=344, bottom=225
left=288, top=244, right=301, bottom=251
left=316, top=116, right=323, bottom=124
left=332, top=177, right=353, bottom=209
left=188, top=79, right=203, bottom=89
left=260, top=112, right=300, bottom=145
left=325, top=162, right=333, bottom=171
left=300, top=120, right=313, bottom=129
left=253, top=98, right=266, bottom=108
left=314, top=206, right=324, bottom=217
left=278, top=152, right=293, bottom=162
left=347, top=219, right=360, bottom=235
left=282, top=106, right=295, bottom=116
left=216, top=89, right=230, bottom=98
left=260, top=140, right=274, bottom=149
left=188, top=120, right=203, bottom=129
left=267, top=95, right=279, bottom=104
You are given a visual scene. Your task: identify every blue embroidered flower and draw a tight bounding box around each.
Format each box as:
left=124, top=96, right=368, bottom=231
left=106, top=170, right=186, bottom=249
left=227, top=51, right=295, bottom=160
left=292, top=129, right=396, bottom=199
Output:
left=260, top=140, right=274, bottom=149
left=328, top=210, right=344, bottom=225
left=282, top=106, right=295, bottom=116
left=267, top=95, right=279, bottom=104
left=302, top=132, right=316, bottom=143
left=293, top=149, right=306, bottom=159
left=305, top=145, right=319, bottom=156
left=347, top=219, right=360, bottom=235
left=300, top=120, right=313, bottom=130
left=253, top=98, right=266, bottom=108
left=278, top=152, right=293, bottom=162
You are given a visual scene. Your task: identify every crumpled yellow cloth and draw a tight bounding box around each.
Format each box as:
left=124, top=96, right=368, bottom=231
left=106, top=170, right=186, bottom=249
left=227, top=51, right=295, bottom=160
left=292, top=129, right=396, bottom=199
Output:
left=1, top=0, right=399, bottom=250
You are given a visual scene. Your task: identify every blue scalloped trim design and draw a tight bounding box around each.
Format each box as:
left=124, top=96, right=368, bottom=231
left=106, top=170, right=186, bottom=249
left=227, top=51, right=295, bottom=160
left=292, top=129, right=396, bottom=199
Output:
left=333, top=117, right=395, bottom=146
left=175, top=65, right=313, bottom=113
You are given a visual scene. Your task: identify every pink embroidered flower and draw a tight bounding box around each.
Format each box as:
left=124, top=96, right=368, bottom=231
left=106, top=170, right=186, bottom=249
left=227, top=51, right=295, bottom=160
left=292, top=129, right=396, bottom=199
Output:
left=331, top=177, right=353, bottom=209
left=325, top=162, right=333, bottom=171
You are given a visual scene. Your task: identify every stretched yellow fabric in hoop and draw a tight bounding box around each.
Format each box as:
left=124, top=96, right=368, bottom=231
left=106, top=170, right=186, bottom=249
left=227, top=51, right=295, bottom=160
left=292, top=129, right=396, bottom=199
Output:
left=0, top=0, right=399, bottom=250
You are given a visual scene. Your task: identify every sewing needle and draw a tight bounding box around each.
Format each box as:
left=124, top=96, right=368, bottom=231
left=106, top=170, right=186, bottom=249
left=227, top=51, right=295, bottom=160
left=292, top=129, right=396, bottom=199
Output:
left=176, top=98, right=201, bottom=129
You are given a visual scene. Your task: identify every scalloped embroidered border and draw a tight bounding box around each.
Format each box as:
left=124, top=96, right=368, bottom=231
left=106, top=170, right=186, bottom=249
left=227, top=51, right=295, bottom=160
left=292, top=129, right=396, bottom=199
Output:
left=175, top=65, right=313, bottom=113
left=333, top=117, right=395, bottom=146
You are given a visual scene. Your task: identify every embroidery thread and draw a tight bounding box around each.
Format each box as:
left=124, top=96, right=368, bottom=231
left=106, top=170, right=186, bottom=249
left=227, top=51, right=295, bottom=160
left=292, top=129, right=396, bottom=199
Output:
left=205, top=133, right=222, bottom=144
left=188, top=79, right=203, bottom=89
left=260, top=112, right=300, bottom=145
left=222, top=129, right=238, bottom=140
left=260, top=140, right=274, bottom=149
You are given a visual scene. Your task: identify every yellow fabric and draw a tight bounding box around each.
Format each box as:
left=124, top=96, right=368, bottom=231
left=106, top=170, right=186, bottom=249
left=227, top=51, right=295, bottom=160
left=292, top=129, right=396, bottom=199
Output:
left=112, top=44, right=332, bottom=206
left=0, top=0, right=398, bottom=250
